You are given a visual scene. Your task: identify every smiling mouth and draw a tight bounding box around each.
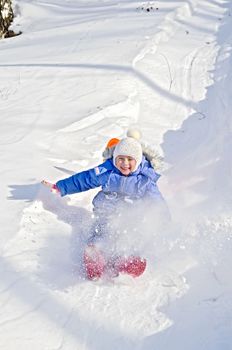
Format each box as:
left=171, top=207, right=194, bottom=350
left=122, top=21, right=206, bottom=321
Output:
left=121, top=167, right=130, bottom=170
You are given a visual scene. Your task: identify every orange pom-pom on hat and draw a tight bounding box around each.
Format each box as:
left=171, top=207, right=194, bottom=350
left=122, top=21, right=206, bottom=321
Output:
left=106, top=138, right=120, bottom=148
left=103, top=137, right=120, bottom=160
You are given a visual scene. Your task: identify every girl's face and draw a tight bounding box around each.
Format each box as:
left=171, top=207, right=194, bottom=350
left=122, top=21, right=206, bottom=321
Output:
left=115, top=155, right=137, bottom=175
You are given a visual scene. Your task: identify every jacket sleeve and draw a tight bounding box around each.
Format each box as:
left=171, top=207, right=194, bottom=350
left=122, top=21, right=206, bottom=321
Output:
left=56, top=168, right=102, bottom=197
left=147, top=181, right=164, bottom=201
left=146, top=181, right=171, bottom=220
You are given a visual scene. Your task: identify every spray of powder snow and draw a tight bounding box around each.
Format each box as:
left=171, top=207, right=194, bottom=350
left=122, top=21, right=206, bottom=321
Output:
left=74, top=199, right=170, bottom=269
left=97, top=204, right=232, bottom=282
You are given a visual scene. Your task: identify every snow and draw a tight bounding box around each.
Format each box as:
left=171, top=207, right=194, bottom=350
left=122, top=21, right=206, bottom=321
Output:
left=1, top=0, right=232, bottom=349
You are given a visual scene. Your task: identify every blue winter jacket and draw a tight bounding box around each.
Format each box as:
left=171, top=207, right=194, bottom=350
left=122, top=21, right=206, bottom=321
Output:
left=56, top=157, right=163, bottom=215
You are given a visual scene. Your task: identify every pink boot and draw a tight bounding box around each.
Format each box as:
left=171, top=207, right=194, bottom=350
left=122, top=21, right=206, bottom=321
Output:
left=110, top=256, right=147, bottom=278
left=83, top=245, right=106, bottom=280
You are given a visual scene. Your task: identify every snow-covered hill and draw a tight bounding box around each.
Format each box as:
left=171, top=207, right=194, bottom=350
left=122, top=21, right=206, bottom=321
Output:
left=0, top=1, right=232, bottom=349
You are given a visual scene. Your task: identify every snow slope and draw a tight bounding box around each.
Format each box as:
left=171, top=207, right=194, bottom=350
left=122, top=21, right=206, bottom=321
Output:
left=0, top=0, right=232, bottom=349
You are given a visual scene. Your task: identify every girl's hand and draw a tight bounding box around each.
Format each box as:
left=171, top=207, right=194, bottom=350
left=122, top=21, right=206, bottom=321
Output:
left=41, top=180, right=60, bottom=194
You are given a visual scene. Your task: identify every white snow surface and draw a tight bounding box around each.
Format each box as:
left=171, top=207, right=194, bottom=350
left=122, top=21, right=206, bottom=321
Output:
left=1, top=0, right=232, bottom=349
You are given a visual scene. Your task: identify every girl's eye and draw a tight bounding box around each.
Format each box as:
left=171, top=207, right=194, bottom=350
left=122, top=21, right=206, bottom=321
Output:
left=117, top=157, right=133, bottom=161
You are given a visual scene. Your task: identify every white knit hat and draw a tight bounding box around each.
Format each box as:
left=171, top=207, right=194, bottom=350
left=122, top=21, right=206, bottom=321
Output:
left=113, top=137, right=143, bottom=171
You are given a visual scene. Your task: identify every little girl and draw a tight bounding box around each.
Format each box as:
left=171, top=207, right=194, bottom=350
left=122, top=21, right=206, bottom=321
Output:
left=42, top=131, right=165, bottom=280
